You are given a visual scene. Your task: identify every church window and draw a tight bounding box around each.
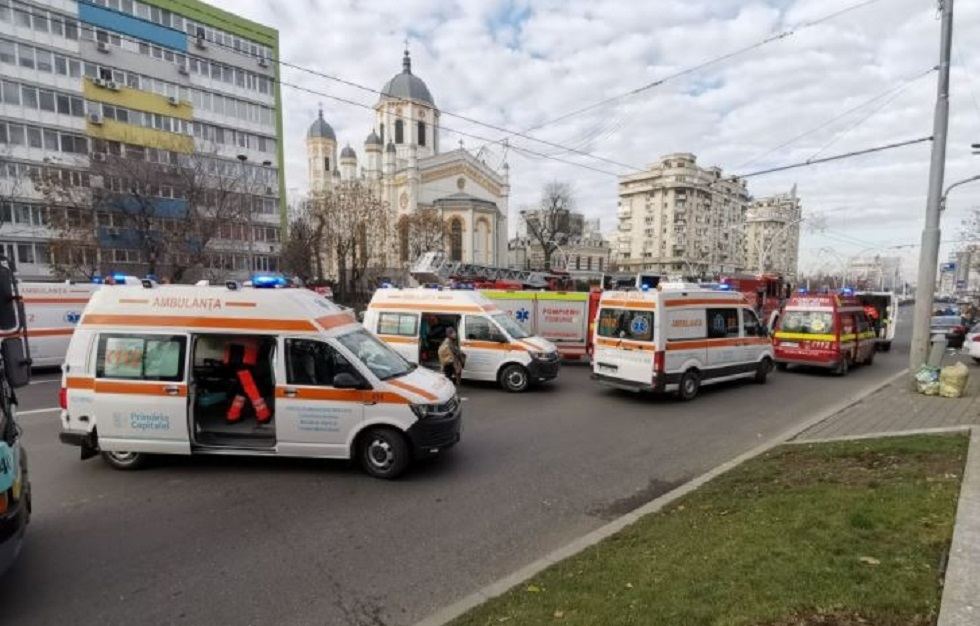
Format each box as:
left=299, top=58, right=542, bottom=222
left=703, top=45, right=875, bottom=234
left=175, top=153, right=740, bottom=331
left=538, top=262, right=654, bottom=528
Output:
left=417, top=121, right=426, bottom=147
left=449, top=219, right=462, bottom=262
left=395, top=119, right=404, bottom=144
left=323, top=157, right=329, bottom=172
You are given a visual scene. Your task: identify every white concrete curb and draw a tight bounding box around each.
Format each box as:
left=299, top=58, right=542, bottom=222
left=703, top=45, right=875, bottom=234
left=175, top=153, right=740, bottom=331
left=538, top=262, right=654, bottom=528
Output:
left=938, top=427, right=980, bottom=626
left=411, top=367, right=910, bottom=626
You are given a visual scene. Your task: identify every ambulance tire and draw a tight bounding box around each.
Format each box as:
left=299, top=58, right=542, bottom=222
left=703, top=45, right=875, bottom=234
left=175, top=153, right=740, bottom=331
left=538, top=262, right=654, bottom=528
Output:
left=100, top=451, right=148, bottom=471
left=755, top=358, right=772, bottom=384
left=881, top=342, right=892, bottom=353
left=677, top=370, right=700, bottom=401
left=863, top=349, right=875, bottom=366
left=834, top=358, right=850, bottom=377
left=359, top=427, right=410, bottom=480
left=499, top=364, right=530, bottom=393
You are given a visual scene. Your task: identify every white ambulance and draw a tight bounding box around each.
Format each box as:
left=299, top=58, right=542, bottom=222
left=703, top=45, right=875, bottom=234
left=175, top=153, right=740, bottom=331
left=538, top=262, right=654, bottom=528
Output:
left=58, top=279, right=460, bottom=479
left=20, top=282, right=99, bottom=368
left=591, top=285, right=774, bottom=400
left=363, top=288, right=561, bottom=392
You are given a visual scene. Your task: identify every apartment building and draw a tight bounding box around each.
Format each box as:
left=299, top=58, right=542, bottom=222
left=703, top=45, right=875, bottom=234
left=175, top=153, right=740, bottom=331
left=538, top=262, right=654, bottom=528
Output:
left=614, top=153, right=749, bottom=276
left=0, top=0, right=283, bottom=280
left=744, top=186, right=801, bottom=277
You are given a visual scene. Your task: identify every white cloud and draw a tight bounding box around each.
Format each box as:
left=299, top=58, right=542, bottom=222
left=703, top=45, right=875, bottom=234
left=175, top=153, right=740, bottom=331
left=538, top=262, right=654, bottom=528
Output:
left=220, top=0, right=980, bottom=277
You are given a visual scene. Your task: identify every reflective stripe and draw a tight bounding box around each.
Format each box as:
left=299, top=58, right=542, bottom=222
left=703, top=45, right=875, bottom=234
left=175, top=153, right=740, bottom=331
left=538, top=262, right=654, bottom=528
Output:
left=775, top=332, right=836, bottom=342
left=461, top=340, right=525, bottom=352
left=22, top=298, right=91, bottom=304
left=66, top=377, right=95, bottom=389
left=369, top=303, right=484, bottom=313
left=595, top=337, right=656, bottom=351
left=388, top=379, right=438, bottom=402
left=316, top=313, right=356, bottom=330
left=274, top=387, right=410, bottom=404
left=94, top=381, right=187, bottom=396
left=665, top=298, right=747, bottom=307
left=80, top=314, right=317, bottom=333
left=600, top=300, right=655, bottom=309
left=377, top=335, right=418, bottom=344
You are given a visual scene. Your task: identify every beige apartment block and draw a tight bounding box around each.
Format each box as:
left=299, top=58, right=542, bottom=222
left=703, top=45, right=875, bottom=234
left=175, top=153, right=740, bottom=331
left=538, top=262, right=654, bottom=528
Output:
left=744, top=186, right=802, bottom=277
left=614, top=153, right=749, bottom=277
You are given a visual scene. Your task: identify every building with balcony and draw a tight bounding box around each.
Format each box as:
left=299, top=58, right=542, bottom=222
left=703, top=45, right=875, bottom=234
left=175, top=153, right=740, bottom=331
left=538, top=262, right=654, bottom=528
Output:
left=744, top=186, right=802, bottom=277
left=0, top=0, right=284, bottom=281
left=614, top=153, right=750, bottom=277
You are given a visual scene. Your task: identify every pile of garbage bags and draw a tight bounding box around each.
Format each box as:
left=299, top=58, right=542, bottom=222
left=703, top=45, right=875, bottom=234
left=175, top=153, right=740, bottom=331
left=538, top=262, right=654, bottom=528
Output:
left=916, top=362, right=969, bottom=397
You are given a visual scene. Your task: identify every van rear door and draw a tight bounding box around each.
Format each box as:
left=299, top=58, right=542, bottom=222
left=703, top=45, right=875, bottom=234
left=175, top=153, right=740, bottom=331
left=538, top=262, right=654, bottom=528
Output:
left=92, top=332, right=191, bottom=455
left=593, top=306, right=656, bottom=386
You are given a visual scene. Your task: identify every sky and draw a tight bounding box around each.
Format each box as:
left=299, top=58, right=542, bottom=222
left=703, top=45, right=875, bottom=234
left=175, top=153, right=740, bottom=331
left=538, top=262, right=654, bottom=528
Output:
left=219, top=0, right=980, bottom=280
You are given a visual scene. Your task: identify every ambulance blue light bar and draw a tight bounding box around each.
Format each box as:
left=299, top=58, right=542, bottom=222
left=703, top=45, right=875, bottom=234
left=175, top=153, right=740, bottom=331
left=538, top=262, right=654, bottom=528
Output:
left=251, top=274, right=289, bottom=288
left=840, top=287, right=854, bottom=296
left=715, top=284, right=732, bottom=291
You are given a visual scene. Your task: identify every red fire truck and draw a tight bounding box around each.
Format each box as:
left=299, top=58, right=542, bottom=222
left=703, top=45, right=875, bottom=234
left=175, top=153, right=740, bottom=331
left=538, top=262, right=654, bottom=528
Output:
left=720, top=273, right=790, bottom=322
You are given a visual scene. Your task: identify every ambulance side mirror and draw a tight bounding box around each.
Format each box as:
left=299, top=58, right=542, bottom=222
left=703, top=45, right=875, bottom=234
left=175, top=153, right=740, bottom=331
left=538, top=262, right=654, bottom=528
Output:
left=1, top=337, right=30, bottom=389
left=0, top=264, right=21, bottom=331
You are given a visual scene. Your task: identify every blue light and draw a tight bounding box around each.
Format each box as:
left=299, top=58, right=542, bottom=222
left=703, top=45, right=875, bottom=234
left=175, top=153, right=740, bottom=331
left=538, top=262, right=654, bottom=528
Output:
left=111, top=273, right=128, bottom=284
left=381, top=282, right=392, bottom=289
left=92, top=276, right=104, bottom=285
left=840, top=287, right=854, bottom=296
left=715, top=284, right=732, bottom=291
left=797, top=287, right=809, bottom=294
left=252, top=274, right=288, bottom=288
left=641, top=284, right=650, bottom=292
left=145, top=274, right=158, bottom=282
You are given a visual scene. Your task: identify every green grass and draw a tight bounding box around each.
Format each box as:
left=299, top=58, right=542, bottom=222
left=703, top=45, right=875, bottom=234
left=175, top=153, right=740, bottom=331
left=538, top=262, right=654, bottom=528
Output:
left=451, top=435, right=968, bottom=626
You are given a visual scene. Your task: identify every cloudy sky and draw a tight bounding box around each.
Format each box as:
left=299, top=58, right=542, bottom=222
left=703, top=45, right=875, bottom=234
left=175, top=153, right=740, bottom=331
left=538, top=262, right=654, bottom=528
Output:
left=222, top=0, right=980, bottom=278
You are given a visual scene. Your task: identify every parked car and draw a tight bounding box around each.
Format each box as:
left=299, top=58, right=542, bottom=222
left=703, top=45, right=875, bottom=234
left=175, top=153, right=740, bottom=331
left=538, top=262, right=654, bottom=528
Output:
left=930, top=315, right=968, bottom=349
left=966, top=324, right=980, bottom=363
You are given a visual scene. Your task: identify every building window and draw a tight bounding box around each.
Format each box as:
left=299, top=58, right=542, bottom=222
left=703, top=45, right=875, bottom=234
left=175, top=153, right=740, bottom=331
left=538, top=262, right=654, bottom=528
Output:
left=598, top=257, right=604, bottom=271
left=587, top=257, right=592, bottom=271
left=379, top=123, right=384, bottom=144
left=449, top=219, right=462, bottom=262
left=323, top=157, right=329, bottom=172
left=575, top=256, right=581, bottom=270
left=395, top=119, right=404, bottom=144
left=398, top=217, right=409, bottom=263
left=417, top=121, right=426, bottom=147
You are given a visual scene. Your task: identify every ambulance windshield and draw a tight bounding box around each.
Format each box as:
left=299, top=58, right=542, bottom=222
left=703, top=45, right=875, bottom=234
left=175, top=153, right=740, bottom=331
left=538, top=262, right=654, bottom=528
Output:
left=492, top=313, right=530, bottom=339
left=780, top=311, right=835, bottom=335
left=336, top=329, right=415, bottom=380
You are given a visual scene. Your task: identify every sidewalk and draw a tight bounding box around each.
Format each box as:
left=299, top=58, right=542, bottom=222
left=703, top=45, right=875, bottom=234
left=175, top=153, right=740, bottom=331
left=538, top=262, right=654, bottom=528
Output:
left=796, top=357, right=980, bottom=441
left=794, top=356, right=980, bottom=626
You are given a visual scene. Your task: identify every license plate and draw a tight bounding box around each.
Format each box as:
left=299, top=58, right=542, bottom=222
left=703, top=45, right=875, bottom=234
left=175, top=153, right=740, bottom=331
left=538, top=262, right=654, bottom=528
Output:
left=781, top=342, right=799, bottom=348
left=599, top=364, right=617, bottom=373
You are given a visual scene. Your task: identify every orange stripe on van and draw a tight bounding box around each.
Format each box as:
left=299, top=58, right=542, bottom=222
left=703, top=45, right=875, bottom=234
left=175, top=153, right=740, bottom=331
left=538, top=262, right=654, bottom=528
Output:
left=595, top=337, right=657, bottom=351
left=79, top=314, right=317, bottom=333
left=664, top=298, right=748, bottom=307
left=275, top=387, right=410, bottom=404
left=601, top=300, right=655, bottom=309
left=316, top=313, right=356, bottom=330
left=25, top=328, right=75, bottom=337
left=369, top=303, right=484, bottom=313
left=21, top=298, right=92, bottom=304
left=118, top=298, right=150, bottom=305
left=666, top=337, right=768, bottom=350
left=377, top=334, right=418, bottom=344
left=225, top=302, right=258, bottom=308
left=93, top=381, right=187, bottom=396
left=66, top=377, right=95, bottom=390
left=388, top=379, right=438, bottom=402
left=461, top=340, right=524, bottom=352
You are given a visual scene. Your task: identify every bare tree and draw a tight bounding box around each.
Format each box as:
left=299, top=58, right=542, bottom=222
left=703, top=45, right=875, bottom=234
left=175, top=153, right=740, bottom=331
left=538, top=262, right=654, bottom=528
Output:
left=30, top=166, right=104, bottom=280
left=523, top=181, right=575, bottom=271
left=399, top=208, right=448, bottom=263
left=281, top=208, right=318, bottom=282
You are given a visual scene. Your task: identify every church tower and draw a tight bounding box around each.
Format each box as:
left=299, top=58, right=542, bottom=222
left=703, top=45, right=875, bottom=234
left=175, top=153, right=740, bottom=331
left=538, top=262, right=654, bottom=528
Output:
left=307, top=108, right=337, bottom=193
left=374, top=48, right=439, bottom=161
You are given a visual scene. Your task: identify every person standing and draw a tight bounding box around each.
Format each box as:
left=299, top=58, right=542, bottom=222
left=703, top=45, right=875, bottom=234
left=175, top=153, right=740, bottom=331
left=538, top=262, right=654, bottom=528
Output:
left=438, top=327, right=465, bottom=386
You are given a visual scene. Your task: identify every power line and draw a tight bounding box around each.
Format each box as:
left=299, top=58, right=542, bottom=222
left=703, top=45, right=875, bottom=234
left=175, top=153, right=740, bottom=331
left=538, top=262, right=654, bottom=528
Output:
left=487, top=0, right=888, bottom=146
left=737, top=136, right=933, bottom=178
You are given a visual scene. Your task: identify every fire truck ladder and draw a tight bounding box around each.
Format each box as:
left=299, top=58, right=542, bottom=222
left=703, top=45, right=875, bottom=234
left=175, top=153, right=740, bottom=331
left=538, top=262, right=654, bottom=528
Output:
left=410, top=252, right=555, bottom=289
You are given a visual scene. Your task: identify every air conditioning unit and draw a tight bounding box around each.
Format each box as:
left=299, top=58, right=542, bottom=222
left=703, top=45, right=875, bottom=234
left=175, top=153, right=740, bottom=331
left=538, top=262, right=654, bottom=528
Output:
left=93, top=77, right=107, bottom=88
left=106, top=81, right=120, bottom=91
left=90, top=151, right=106, bottom=162
left=88, top=113, right=103, bottom=125
left=96, top=41, right=110, bottom=53
left=167, top=96, right=179, bottom=106
left=177, top=64, right=189, bottom=75
left=257, top=57, right=268, bottom=68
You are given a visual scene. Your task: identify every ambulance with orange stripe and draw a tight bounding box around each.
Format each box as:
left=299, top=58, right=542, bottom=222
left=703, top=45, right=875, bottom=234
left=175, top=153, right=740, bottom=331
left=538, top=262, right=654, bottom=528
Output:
left=364, top=288, right=561, bottom=392
left=58, top=279, right=461, bottom=479
left=19, top=282, right=99, bottom=368
left=591, top=285, right=774, bottom=400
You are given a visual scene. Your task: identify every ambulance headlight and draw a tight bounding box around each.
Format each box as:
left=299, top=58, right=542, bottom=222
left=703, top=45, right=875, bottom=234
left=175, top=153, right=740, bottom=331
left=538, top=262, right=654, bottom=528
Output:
left=530, top=351, right=549, bottom=360
left=410, top=398, right=458, bottom=420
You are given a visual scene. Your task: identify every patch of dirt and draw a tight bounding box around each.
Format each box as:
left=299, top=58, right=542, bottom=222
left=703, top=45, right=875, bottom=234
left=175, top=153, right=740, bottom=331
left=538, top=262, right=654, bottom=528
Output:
left=755, top=610, right=930, bottom=626
left=588, top=477, right=687, bottom=520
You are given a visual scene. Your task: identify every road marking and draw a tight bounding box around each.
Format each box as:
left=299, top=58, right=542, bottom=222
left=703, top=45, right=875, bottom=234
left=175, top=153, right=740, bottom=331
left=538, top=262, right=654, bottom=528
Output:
left=31, top=378, right=61, bottom=384
left=18, top=407, right=61, bottom=415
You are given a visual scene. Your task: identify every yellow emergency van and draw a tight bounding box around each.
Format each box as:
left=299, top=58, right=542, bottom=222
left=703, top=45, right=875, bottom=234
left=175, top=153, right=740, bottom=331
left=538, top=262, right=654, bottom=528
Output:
left=363, top=288, right=561, bottom=392
left=591, top=285, right=774, bottom=400
left=58, top=279, right=460, bottom=479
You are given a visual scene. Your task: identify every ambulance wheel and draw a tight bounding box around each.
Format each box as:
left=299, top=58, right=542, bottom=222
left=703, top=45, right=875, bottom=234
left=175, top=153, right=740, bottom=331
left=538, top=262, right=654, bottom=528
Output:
left=499, top=364, right=530, bottom=393
left=360, top=427, right=410, bottom=480
left=863, top=349, right=875, bottom=366
left=755, top=358, right=772, bottom=384
left=834, top=358, right=850, bottom=377
left=100, top=451, right=148, bottom=471
left=678, top=370, right=700, bottom=401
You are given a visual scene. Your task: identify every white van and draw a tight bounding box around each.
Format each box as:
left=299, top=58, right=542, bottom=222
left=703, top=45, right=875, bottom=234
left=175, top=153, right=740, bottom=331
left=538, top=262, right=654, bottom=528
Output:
left=58, top=281, right=460, bottom=479
left=20, top=282, right=99, bottom=368
left=363, top=288, right=561, bottom=392
left=591, top=285, right=774, bottom=400
left=854, top=291, right=898, bottom=352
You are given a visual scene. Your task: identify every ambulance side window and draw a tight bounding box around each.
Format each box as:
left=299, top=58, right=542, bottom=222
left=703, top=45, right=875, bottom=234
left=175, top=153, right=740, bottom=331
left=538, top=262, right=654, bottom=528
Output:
left=742, top=309, right=761, bottom=337
left=378, top=312, right=418, bottom=337
left=706, top=308, right=739, bottom=339
left=96, top=334, right=186, bottom=382
left=465, top=316, right=503, bottom=342
left=285, top=339, right=361, bottom=387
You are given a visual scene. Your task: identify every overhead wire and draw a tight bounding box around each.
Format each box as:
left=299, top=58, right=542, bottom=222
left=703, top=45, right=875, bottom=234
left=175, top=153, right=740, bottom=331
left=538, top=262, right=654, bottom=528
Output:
left=737, top=136, right=933, bottom=178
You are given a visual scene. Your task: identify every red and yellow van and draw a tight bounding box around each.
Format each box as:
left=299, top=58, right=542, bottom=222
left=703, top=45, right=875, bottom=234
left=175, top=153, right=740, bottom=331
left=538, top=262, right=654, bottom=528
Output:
left=773, top=294, right=876, bottom=376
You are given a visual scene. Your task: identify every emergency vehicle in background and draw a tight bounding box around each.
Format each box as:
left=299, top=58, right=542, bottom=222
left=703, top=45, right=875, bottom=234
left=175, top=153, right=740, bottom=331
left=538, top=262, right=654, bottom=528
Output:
left=772, top=293, right=877, bottom=376
left=58, top=276, right=460, bottom=479
left=364, top=288, right=561, bottom=392
left=591, top=284, right=774, bottom=400
left=19, top=282, right=99, bottom=368
left=854, top=291, right=898, bottom=352
left=719, top=273, right=790, bottom=322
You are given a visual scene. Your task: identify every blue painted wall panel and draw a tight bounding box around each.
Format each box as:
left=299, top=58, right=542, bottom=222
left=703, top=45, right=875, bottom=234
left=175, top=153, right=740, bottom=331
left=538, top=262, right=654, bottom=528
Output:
left=78, top=2, right=187, bottom=52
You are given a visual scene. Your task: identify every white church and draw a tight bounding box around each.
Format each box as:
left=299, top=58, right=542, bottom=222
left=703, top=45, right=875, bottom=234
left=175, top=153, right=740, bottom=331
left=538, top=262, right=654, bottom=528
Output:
left=306, top=49, right=511, bottom=270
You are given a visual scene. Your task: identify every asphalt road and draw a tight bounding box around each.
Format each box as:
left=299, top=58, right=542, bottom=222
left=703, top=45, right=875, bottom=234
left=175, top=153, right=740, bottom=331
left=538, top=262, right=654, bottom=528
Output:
left=2, top=315, right=913, bottom=626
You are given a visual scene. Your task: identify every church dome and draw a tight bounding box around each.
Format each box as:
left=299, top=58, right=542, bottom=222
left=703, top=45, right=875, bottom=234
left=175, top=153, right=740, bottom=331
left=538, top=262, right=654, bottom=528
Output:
left=380, top=49, right=435, bottom=107
left=365, top=130, right=382, bottom=146
left=340, top=144, right=357, bottom=160
left=307, top=109, right=336, bottom=141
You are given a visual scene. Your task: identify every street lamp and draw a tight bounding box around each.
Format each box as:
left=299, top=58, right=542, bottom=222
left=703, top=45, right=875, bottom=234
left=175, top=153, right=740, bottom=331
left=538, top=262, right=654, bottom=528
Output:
left=940, top=174, right=980, bottom=211
left=819, top=247, right=849, bottom=287
left=236, top=154, right=254, bottom=275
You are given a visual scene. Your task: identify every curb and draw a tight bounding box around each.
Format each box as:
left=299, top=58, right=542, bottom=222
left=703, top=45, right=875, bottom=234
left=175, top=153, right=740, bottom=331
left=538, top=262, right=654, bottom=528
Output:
left=788, top=425, right=972, bottom=445
left=938, top=427, right=980, bottom=626
left=412, top=367, right=910, bottom=626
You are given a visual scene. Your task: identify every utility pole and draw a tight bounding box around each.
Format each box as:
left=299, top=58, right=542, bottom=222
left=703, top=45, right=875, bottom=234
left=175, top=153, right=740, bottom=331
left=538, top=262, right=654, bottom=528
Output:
left=910, top=0, right=954, bottom=373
